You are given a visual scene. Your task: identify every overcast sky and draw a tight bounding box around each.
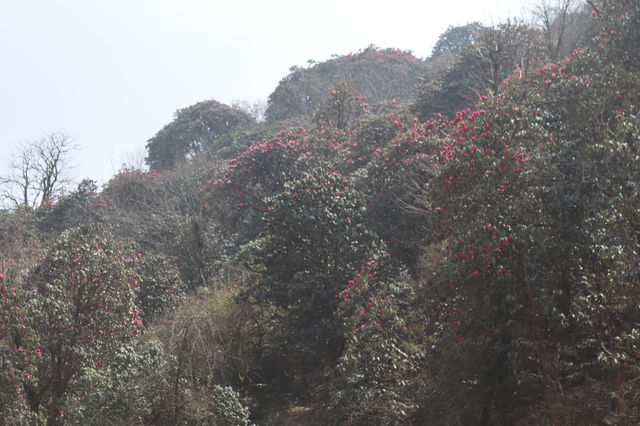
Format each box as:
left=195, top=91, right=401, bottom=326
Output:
left=1, top=0, right=533, bottom=188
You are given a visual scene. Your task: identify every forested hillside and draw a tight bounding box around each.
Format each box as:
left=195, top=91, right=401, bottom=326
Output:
left=1, top=0, right=639, bottom=424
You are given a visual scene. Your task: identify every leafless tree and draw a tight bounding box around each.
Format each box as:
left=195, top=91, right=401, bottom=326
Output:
left=1, top=132, right=76, bottom=208
left=469, top=20, right=545, bottom=96
left=532, top=0, right=590, bottom=61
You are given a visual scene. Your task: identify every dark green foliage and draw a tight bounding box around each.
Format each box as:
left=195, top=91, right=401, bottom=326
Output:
left=3, top=2, right=640, bottom=423
left=329, top=259, right=421, bottom=425
left=361, top=109, right=440, bottom=269
left=431, top=22, right=484, bottom=58
left=406, top=5, right=640, bottom=421
left=0, top=224, right=142, bottom=425
left=204, top=125, right=325, bottom=256
left=135, top=254, right=187, bottom=322
left=36, top=179, right=102, bottom=234
left=68, top=338, right=171, bottom=424
left=265, top=46, right=425, bottom=123
left=413, top=62, right=471, bottom=120
left=414, top=21, right=547, bottom=120
left=243, top=165, right=383, bottom=364
left=146, top=99, right=256, bottom=170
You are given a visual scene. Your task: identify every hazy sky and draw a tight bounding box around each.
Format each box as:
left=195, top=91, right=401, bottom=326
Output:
left=1, top=0, right=532, bottom=187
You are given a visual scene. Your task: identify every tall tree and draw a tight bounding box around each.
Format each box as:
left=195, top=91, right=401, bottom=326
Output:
left=145, top=100, right=255, bottom=170
left=407, top=1, right=640, bottom=421
left=532, top=0, right=595, bottom=60
left=0, top=224, right=142, bottom=424
left=0, top=132, right=75, bottom=208
left=431, top=22, right=485, bottom=58
left=414, top=21, right=546, bottom=119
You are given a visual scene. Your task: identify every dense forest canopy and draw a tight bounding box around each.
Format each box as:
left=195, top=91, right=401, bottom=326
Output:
left=2, top=0, right=640, bottom=424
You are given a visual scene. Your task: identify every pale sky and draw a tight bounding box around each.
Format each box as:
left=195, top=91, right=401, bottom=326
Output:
left=0, top=0, right=533, bottom=188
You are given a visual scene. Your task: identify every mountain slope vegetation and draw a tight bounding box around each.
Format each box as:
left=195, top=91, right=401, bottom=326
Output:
left=1, top=0, right=639, bottom=424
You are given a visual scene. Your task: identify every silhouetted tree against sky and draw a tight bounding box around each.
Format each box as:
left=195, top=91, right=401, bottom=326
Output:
left=0, top=132, right=75, bottom=208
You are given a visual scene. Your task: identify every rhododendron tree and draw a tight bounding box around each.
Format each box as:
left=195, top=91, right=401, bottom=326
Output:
left=205, top=126, right=312, bottom=243
left=0, top=224, right=142, bottom=425
left=362, top=109, right=443, bottom=269
left=408, top=5, right=640, bottom=421
left=3, top=2, right=639, bottom=422
left=0, top=275, right=37, bottom=422
left=329, top=256, right=421, bottom=425
left=265, top=46, right=425, bottom=123
left=241, top=165, right=384, bottom=365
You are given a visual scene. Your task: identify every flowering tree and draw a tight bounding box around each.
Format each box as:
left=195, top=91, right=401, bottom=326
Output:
left=243, top=165, right=383, bottom=364
left=0, top=224, right=142, bottom=424
left=329, top=256, right=420, bottom=424
left=2, top=2, right=636, bottom=423
left=405, top=3, right=640, bottom=421
left=265, top=46, right=425, bottom=123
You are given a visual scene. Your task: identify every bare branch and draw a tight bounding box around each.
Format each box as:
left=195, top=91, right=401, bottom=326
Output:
left=531, top=0, right=584, bottom=60
left=0, top=132, right=76, bottom=209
